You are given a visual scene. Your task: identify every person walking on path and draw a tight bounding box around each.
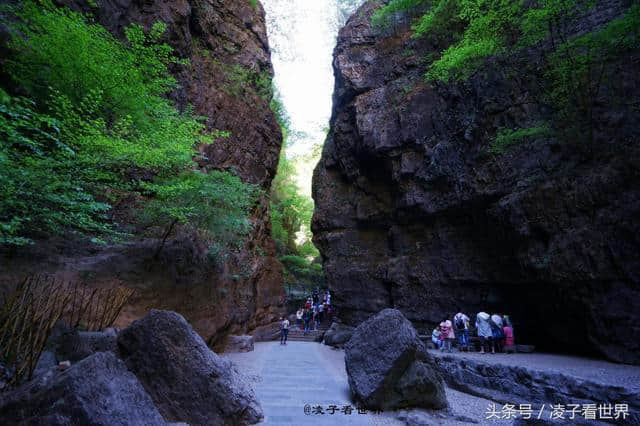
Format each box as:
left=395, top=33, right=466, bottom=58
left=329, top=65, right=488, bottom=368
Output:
left=303, top=309, right=312, bottom=335
left=476, top=312, right=494, bottom=354
left=296, top=308, right=304, bottom=330
left=318, top=302, right=324, bottom=324
left=312, top=304, right=319, bottom=330
left=280, top=316, right=289, bottom=345
left=454, top=312, right=470, bottom=351
left=439, top=318, right=455, bottom=352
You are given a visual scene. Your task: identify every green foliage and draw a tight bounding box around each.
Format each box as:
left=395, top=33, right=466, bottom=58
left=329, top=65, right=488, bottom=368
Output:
left=0, top=94, right=114, bottom=245
left=373, top=0, right=640, bottom=149
left=139, top=171, right=259, bottom=254
left=222, top=63, right=273, bottom=100
left=0, top=1, right=256, bottom=248
left=279, top=255, right=323, bottom=286
left=267, top=89, right=321, bottom=285
left=542, top=5, right=640, bottom=145
left=411, top=0, right=463, bottom=42
left=489, top=124, right=551, bottom=154
left=371, top=0, right=426, bottom=28
left=248, top=0, right=258, bottom=9
left=270, top=149, right=315, bottom=255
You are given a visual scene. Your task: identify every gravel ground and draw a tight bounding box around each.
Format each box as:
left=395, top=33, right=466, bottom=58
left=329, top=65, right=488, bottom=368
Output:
left=430, top=350, right=640, bottom=390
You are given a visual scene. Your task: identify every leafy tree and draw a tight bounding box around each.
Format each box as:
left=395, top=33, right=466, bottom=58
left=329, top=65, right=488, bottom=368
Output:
left=138, top=171, right=260, bottom=258
left=0, top=1, right=257, bottom=251
left=270, top=149, right=314, bottom=254
left=0, top=93, right=113, bottom=245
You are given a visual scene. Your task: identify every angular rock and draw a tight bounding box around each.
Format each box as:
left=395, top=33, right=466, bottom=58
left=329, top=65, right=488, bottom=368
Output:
left=345, top=309, right=447, bottom=410
left=118, top=310, right=263, bottom=426
left=323, top=322, right=355, bottom=348
left=226, top=335, right=255, bottom=353
left=433, top=354, right=640, bottom=425
left=0, top=352, right=165, bottom=426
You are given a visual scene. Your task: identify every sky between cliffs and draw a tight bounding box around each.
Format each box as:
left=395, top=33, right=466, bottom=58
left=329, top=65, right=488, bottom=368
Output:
left=262, top=0, right=365, bottom=195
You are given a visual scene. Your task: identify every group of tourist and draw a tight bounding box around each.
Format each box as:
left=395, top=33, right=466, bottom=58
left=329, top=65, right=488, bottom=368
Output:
left=281, top=289, right=333, bottom=344
left=297, top=289, right=333, bottom=334
left=432, top=312, right=515, bottom=354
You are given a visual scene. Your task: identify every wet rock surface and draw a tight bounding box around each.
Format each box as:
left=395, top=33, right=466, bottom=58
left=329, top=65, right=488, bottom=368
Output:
left=345, top=309, right=447, bottom=410
left=118, top=310, right=263, bottom=426
left=0, top=351, right=165, bottom=426
left=312, top=0, right=640, bottom=364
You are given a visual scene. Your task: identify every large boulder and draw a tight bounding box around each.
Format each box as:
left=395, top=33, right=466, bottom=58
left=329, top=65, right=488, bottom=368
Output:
left=117, top=310, right=263, bottom=426
left=0, top=351, right=165, bottom=426
left=345, top=309, right=447, bottom=410
left=323, top=322, right=355, bottom=348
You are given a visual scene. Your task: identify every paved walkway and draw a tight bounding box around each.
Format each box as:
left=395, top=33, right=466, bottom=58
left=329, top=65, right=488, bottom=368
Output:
left=226, top=341, right=401, bottom=425
left=223, top=342, right=512, bottom=425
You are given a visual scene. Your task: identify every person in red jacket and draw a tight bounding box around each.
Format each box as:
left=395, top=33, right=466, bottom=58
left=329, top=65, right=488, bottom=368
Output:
left=503, top=315, right=515, bottom=347
left=439, top=318, right=455, bottom=352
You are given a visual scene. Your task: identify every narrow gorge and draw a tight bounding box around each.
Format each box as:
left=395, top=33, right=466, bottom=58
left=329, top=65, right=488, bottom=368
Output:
left=0, top=0, right=639, bottom=424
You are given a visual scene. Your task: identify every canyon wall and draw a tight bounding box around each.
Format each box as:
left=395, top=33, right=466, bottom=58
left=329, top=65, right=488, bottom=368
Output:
left=0, top=0, right=285, bottom=347
left=313, top=0, right=640, bottom=363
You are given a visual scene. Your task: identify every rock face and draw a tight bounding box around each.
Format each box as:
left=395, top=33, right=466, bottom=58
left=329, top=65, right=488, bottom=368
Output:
left=0, top=352, right=165, bottom=426
left=433, top=354, right=640, bottom=425
left=323, top=322, right=355, bottom=348
left=345, top=309, right=447, bottom=410
left=0, top=0, right=285, bottom=346
left=312, top=0, right=640, bottom=364
left=117, top=310, right=263, bottom=426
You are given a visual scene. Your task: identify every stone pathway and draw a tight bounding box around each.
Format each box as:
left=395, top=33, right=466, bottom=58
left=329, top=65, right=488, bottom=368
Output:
left=224, top=341, right=402, bottom=425
left=224, top=342, right=511, bottom=425
left=251, top=341, right=400, bottom=425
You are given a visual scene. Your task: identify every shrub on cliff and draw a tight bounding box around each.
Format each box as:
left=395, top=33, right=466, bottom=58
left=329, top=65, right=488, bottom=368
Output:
left=373, top=0, right=640, bottom=151
left=0, top=1, right=256, bottom=249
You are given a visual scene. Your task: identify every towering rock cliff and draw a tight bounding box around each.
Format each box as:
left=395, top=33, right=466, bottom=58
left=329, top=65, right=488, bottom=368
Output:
left=313, top=0, right=640, bottom=364
left=0, top=0, right=285, bottom=347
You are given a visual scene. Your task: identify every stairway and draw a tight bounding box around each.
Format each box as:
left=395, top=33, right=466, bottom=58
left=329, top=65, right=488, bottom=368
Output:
left=284, top=319, right=331, bottom=342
